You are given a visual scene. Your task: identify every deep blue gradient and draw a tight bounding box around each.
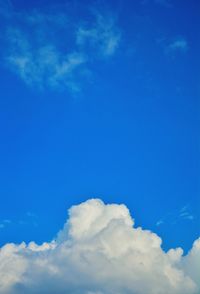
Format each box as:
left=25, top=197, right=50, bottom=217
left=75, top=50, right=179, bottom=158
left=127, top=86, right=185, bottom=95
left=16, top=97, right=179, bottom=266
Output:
left=0, top=0, right=199, bottom=252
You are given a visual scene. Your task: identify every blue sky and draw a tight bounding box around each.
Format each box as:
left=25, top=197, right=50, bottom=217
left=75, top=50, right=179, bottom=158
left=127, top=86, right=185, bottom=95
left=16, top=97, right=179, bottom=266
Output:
left=0, top=0, right=199, bottom=257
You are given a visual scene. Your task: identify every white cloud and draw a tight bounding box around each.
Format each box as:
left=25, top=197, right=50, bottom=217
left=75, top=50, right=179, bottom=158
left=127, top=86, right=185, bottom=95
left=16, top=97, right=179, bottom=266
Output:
left=1, top=5, right=121, bottom=92
left=0, top=198, right=199, bottom=294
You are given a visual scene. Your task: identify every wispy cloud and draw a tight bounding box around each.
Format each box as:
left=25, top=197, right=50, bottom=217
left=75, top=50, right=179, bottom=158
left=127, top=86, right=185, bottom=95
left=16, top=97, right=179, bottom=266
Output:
left=154, top=0, right=173, bottom=8
left=3, top=219, right=11, bottom=224
left=166, top=37, right=188, bottom=54
left=0, top=212, right=38, bottom=230
left=76, top=13, right=121, bottom=57
left=0, top=199, right=199, bottom=294
left=18, top=211, right=38, bottom=227
left=0, top=219, right=11, bottom=229
left=179, top=205, right=194, bottom=220
left=156, top=219, right=164, bottom=226
left=156, top=204, right=194, bottom=226
left=1, top=4, right=121, bottom=92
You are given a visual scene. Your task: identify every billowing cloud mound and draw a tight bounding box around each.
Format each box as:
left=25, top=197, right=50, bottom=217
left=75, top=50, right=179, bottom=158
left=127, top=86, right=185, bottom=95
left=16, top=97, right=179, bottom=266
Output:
left=0, top=199, right=199, bottom=294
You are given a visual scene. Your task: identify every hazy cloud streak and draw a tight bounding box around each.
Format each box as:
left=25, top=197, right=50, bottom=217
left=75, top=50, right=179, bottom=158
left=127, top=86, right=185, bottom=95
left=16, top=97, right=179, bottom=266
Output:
left=1, top=4, right=121, bottom=92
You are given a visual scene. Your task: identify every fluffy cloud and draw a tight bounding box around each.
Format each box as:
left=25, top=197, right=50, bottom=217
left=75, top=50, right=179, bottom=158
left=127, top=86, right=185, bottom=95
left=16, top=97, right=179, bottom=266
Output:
left=0, top=199, right=199, bottom=294
left=1, top=4, right=120, bottom=92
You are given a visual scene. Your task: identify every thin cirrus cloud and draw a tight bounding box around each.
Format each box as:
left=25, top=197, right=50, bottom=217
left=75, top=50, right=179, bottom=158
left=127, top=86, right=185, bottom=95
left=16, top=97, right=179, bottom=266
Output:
left=156, top=205, right=194, bottom=226
left=0, top=219, right=11, bottom=229
left=166, top=37, right=188, bottom=54
left=0, top=199, right=199, bottom=294
left=76, top=13, right=121, bottom=57
left=1, top=5, right=121, bottom=92
left=154, top=0, right=173, bottom=8
left=0, top=212, right=38, bottom=230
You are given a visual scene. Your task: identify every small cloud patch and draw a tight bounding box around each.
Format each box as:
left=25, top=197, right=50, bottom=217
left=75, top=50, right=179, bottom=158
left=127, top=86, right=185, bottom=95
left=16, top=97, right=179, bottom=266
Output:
left=166, top=37, right=188, bottom=54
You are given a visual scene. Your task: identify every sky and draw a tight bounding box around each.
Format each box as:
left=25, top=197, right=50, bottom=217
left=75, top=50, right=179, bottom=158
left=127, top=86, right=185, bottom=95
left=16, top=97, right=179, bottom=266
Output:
left=0, top=0, right=199, bottom=293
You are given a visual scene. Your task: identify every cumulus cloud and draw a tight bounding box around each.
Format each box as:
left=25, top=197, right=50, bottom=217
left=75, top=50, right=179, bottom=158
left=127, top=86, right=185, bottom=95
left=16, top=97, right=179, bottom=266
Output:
left=0, top=198, right=199, bottom=294
left=1, top=4, right=121, bottom=92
